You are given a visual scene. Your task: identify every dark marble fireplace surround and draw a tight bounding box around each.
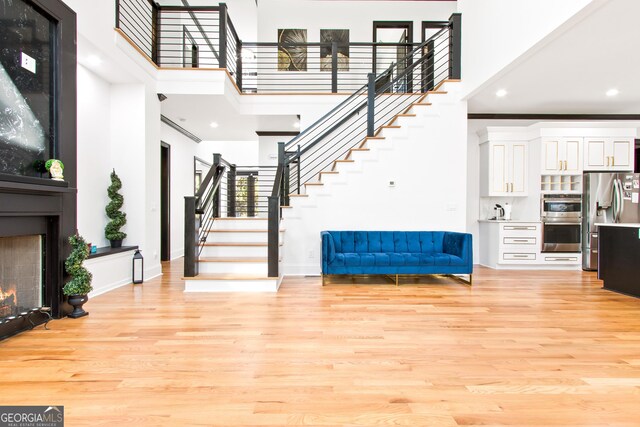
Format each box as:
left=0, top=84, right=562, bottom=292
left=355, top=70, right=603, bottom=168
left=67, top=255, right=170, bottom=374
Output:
left=0, top=0, right=77, bottom=340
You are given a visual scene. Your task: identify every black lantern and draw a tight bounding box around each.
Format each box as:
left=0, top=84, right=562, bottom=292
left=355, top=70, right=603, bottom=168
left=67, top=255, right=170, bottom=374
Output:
left=132, top=250, right=144, bottom=284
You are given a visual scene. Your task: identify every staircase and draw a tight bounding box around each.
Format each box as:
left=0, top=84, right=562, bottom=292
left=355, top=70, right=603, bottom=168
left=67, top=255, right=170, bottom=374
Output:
left=184, top=217, right=283, bottom=292
left=182, top=17, right=461, bottom=290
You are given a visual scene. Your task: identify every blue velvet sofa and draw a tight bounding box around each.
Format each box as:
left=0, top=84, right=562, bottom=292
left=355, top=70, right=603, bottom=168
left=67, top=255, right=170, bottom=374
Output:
left=321, top=231, right=472, bottom=285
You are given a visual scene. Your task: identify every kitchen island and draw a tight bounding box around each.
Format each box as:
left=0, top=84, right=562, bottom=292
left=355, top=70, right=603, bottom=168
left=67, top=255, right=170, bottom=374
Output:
left=597, top=223, right=640, bottom=298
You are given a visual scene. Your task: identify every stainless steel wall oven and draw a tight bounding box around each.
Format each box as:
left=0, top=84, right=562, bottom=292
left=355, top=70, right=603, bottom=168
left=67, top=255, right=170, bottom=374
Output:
left=541, top=194, right=582, bottom=253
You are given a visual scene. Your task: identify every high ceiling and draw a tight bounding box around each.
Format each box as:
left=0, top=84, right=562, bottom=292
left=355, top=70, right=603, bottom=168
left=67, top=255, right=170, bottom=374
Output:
left=467, top=0, right=640, bottom=114
left=160, top=94, right=299, bottom=141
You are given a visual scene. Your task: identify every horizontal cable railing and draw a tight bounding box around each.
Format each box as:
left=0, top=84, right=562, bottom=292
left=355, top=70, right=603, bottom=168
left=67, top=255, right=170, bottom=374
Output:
left=241, top=42, right=421, bottom=93
left=284, top=25, right=453, bottom=192
left=115, top=1, right=460, bottom=94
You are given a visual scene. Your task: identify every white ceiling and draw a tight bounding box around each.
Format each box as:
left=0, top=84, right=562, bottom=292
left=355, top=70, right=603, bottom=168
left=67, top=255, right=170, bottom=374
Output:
left=467, top=0, right=640, bottom=114
left=160, top=94, right=299, bottom=140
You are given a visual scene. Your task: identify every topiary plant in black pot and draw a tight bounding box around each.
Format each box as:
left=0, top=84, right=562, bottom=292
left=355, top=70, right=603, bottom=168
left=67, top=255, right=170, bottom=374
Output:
left=105, top=169, right=127, bottom=248
left=63, top=234, right=93, bottom=318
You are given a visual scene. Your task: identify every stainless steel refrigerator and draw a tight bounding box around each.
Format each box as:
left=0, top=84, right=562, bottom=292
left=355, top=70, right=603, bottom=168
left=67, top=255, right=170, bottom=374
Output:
left=583, top=172, right=640, bottom=270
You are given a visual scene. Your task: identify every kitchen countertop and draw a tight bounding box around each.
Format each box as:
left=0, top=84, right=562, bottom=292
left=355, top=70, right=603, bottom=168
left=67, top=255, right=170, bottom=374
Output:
left=478, top=219, right=541, bottom=223
left=596, top=223, right=640, bottom=228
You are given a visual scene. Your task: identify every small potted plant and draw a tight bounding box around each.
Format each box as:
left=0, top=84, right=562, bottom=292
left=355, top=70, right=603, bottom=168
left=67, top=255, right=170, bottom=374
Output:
left=105, top=169, right=127, bottom=248
left=45, top=159, right=65, bottom=181
left=63, top=234, right=93, bottom=318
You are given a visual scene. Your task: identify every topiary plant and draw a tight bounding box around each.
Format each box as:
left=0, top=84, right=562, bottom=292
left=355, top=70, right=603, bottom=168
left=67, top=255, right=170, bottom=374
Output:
left=105, top=169, right=127, bottom=242
left=63, top=234, right=93, bottom=296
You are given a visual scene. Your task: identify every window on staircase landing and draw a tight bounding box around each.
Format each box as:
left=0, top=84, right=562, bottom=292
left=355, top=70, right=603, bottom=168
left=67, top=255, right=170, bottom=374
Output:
left=235, top=173, right=259, bottom=217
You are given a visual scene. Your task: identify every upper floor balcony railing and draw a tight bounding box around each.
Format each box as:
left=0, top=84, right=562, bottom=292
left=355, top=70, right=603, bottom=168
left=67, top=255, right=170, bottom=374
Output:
left=116, top=0, right=461, bottom=94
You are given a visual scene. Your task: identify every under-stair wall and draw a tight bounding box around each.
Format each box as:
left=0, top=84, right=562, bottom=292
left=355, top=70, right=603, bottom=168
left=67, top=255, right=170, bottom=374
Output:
left=282, top=82, right=468, bottom=275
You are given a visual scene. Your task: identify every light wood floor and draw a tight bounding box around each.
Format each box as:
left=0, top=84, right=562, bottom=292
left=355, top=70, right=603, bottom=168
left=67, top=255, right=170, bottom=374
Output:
left=1, top=261, right=639, bottom=426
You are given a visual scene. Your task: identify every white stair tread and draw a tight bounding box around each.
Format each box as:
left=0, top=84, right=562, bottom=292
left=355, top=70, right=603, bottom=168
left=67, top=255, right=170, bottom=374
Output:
left=183, top=273, right=277, bottom=281
left=214, top=217, right=268, bottom=220
left=208, top=229, right=285, bottom=233
left=198, top=257, right=267, bottom=263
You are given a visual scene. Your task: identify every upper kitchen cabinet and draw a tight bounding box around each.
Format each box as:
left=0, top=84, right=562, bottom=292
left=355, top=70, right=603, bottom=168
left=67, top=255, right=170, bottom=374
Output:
left=584, top=137, right=634, bottom=171
left=480, top=139, right=528, bottom=197
left=541, top=137, right=582, bottom=175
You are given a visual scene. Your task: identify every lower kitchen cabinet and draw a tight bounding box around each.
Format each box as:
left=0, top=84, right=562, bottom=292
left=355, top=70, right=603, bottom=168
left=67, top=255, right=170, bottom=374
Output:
left=479, top=221, right=582, bottom=269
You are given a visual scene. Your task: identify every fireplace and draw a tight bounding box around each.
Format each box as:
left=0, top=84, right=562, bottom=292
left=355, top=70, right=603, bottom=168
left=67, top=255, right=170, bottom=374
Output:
left=0, top=0, right=77, bottom=340
left=0, top=236, right=44, bottom=320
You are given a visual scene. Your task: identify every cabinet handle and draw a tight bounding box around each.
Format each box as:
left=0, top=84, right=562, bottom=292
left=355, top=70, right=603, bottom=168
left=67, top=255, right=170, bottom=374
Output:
left=611, top=156, right=615, bottom=167
left=559, top=160, right=562, bottom=171
left=513, top=255, right=529, bottom=258
left=511, top=183, right=514, bottom=192
left=513, top=239, right=529, bottom=242
left=606, top=156, right=610, bottom=166
left=564, top=160, right=568, bottom=170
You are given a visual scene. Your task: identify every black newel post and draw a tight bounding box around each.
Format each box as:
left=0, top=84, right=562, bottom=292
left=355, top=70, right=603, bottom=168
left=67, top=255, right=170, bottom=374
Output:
left=236, top=39, right=243, bottom=91
left=331, top=41, right=338, bottom=93
left=115, top=0, right=121, bottom=28
left=449, top=13, right=462, bottom=80
left=247, top=174, right=256, bottom=217
left=227, top=164, right=236, bottom=217
left=296, top=145, right=301, bottom=195
left=151, top=3, right=160, bottom=65
left=367, top=73, right=376, bottom=137
left=212, top=153, right=221, bottom=218
left=219, top=3, right=228, bottom=68
left=184, top=196, right=198, bottom=277
left=267, top=195, right=279, bottom=278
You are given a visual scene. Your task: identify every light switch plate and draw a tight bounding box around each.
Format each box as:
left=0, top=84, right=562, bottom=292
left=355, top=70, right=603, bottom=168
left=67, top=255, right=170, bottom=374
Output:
left=21, top=52, right=36, bottom=74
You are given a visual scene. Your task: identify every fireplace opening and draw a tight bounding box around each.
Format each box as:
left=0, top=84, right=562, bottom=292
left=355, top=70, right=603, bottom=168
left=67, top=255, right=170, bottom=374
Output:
left=0, top=235, right=44, bottom=321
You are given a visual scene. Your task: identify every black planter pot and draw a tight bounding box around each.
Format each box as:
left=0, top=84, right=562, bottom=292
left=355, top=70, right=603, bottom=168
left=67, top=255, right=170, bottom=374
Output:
left=67, top=294, right=89, bottom=318
left=110, top=239, right=123, bottom=248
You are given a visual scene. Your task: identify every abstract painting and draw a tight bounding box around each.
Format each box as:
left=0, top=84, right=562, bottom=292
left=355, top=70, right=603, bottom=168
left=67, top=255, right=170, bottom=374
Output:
left=278, top=29, right=307, bottom=71
left=320, top=29, right=349, bottom=72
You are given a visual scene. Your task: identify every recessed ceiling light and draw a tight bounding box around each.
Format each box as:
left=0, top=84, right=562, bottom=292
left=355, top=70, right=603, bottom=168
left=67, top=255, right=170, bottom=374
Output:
left=606, top=88, right=619, bottom=97
left=293, top=122, right=300, bottom=129
left=86, top=55, right=102, bottom=66
left=209, top=122, right=219, bottom=128
left=496, top=89, right=508, bottom=98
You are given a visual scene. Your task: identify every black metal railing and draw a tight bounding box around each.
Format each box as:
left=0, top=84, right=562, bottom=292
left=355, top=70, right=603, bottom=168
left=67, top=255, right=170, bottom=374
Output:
left=240, top=42, right=422, bottom=93
left=115, top=1, right=460, bottom=94
left=184, top=157, right=225, bottom=277
left=283, top=21, right=455, bottom=193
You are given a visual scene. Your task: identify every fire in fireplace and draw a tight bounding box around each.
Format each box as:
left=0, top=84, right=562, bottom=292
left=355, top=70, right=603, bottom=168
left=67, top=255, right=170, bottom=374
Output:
left=0, top=235, right=44, bottom=322
left=0, top=285, right=18, bottom=317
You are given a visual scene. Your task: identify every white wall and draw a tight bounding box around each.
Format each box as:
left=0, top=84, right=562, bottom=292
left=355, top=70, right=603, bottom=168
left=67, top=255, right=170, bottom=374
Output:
left=258, top=136, right=282, bottom=166
left=161, top=123, right=200, bottom=260
left=77, top=65, right=112, bottom=248
left=457, top=0, right=594, bottom=97
left=196, top=140, right=259, bottom=166
left=257, top=0, right=456, bottom=44
left=282, top=83, right=468, bottom=275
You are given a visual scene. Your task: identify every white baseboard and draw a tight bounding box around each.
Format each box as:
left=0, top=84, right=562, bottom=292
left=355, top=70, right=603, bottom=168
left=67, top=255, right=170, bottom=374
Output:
left=171, top=248, right=184, bottom=260
left=283, top=263, right=319, bottom=276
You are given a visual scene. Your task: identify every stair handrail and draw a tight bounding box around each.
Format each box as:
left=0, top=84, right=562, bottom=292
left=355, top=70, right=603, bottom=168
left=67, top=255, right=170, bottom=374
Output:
left=184, top=158, right=226, bottom=277
left=284, top=26, right=448, bottom=161
left=267, top=142, right=286, bottom=277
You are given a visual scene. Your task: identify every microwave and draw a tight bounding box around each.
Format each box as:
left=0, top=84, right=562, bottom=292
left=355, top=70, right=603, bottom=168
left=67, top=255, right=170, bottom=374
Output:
left=541, top=194, right=582, bottom=221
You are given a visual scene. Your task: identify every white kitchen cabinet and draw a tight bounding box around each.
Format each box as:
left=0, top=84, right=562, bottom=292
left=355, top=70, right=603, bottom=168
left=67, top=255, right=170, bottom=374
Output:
left=541, top=137, right=582, bottom=175
left=479, top=221, right=541, bottom=268
left=480, top=141, right=528, bottom=197
left=583, top=137, right=634, bottom=171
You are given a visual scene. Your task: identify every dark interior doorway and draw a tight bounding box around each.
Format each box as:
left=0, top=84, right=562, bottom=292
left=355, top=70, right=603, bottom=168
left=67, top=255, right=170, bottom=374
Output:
left=373, top=21, right=413, bottom=92
left=161, top=142, right=171, bottom=261
left=635, top=139, right=640, bottom=173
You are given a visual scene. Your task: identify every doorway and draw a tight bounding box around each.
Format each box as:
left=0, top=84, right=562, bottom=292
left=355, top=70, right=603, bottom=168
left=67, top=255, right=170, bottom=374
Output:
left=373, top=22, right=413, bottom=92
left=161, top=142, right=171, bottom=261
left=421, top=21, right=448, bottom=92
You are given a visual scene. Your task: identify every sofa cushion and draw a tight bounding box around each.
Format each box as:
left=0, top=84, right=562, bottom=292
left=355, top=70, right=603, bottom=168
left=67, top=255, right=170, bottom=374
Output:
left=331, top=252, right=465, bottom=267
